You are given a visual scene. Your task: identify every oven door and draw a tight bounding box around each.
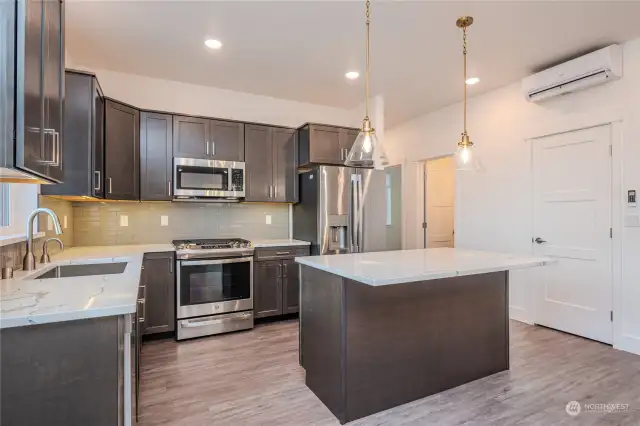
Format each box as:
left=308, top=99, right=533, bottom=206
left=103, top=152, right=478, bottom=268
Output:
left=173, top=158, right=245, bottom=198
left=177, top=257, right=253, bottom=319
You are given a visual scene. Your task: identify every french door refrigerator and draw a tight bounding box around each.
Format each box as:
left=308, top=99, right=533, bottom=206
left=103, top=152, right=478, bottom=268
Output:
left=293, top=165, right=387, bottom=255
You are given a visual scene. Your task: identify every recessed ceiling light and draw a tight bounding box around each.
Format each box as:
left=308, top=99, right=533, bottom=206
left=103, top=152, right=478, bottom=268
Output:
left=345, top=71, right=360, bottom=80
left=465, top=77, right=480, bottom=85
left=204, top=39, right=222, bottom=50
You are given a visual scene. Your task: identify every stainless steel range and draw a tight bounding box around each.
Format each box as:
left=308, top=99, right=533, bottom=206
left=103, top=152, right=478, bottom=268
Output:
left=173, top=238, right=254, bottom=340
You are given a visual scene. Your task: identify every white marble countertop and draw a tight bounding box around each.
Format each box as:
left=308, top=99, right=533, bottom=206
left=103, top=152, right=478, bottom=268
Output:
left=295, top=248, right=555, bottom=286
left=251, top=239, right=310, bottom=248
left=0, top=244, right=174, bottom=329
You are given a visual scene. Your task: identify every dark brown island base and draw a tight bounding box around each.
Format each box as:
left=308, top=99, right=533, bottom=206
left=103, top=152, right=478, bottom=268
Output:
left=296, top=248, right=553, bottom=424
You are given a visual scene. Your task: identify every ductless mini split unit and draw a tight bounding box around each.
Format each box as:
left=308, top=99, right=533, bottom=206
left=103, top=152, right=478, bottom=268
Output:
left=522, top=44, right=623, bottom=102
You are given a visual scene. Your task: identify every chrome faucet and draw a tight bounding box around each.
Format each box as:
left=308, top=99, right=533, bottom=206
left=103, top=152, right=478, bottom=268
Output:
left=40, top=238, right=64, bottom=264
left=23, top=208, right=63, bottom=271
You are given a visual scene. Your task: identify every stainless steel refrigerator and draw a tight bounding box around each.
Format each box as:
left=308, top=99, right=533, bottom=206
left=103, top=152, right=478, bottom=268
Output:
left=293, top=165, right=388, bottom=255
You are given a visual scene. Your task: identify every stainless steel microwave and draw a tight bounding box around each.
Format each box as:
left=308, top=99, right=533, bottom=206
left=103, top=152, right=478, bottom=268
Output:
left=173, top=157, right=245, bottom=201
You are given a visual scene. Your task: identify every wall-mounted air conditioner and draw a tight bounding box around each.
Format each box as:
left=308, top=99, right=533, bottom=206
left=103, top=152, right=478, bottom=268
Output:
left=522, top=44, right=622, bottom=102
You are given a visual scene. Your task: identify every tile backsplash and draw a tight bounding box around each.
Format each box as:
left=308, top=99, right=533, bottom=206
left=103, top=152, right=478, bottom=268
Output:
left=72, top=201, right=289, bottom=246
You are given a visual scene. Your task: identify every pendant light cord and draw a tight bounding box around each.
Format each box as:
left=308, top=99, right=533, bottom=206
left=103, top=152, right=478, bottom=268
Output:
left=365, top=0, right=371, bottom=121
left=463, top=26, right=467, bottom=135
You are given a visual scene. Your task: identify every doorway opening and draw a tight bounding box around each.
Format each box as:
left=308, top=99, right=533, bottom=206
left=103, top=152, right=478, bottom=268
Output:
left=423, top=156, right=455, bottom=248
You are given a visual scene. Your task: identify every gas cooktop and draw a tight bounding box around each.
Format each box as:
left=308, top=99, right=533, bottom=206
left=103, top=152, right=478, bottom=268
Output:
left=172, top=238, right=253, bottom=260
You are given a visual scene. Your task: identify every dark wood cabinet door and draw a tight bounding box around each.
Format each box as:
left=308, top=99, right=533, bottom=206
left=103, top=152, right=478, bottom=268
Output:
left=92, top=80, right=104, bottom=197
left=244, top=124, right=273, bottom=202
left=209, top=119, right=244, bottom=161
left=339, top=128, right=360, bottom=162
left=282, top=259, right=300, bottom=314
left=104, top=99, right=139, bottom=200
left=172, top=115, right=209, bottom=159
left=141, top=252, right=175, bottom=335
left=254, top=261, right=283, bottom=318
left=309, top=125, right=341, bottom=165
left=42, top=0, right=63, bottom=182
left=17, top=0, right=48, bottom=179
left=273, top=127, right=298, bottom=202
left=140, top=112, right=172, bottom=201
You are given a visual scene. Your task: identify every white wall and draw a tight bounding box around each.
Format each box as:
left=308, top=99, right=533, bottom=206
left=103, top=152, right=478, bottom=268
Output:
left=69, top=67, right=355, bottom=128
left=385, top=37, right=640, bottom=355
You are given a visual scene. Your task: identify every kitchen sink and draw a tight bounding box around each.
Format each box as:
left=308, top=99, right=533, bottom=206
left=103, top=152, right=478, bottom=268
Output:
left=32, top=262, right=128, bottom=279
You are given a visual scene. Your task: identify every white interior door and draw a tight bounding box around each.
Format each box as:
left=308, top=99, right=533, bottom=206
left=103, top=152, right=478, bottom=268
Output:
left=425, top=156, right=455, bottom=248
left=533, top=125, right=612, bottom=344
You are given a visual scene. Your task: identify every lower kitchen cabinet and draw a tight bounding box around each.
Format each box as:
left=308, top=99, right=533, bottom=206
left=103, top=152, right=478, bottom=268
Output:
left=253, top=247, right=309, bottom=318
left=141, top=252, right=175, bottom=335
left=254, top=260, right=283, bottom=318
left=282, top=259, right=300, bottom=314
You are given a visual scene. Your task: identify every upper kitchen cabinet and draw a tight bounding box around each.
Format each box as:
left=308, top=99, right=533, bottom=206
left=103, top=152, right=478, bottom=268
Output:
left=104, top=99, right=139, bottom=200
left=140, top=112, right=172, bottom=201
left=42, top=70, right=105, bottom=198
left=173, top=115, right=244, bottom=161
left=297, top=123, right=360, bottom=168
left=245, top=124, right=297, bottom=203
left=0, top=0, right=65, bottom=183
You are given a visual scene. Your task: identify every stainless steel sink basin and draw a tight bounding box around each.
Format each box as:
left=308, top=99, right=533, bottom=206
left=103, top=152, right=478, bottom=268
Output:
left=32, top=262, right=128, bottom=279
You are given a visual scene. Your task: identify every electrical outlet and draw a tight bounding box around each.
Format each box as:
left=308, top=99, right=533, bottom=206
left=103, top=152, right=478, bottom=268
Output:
left=63, top=215, right=68, bottom=229
left=265, top=214, right=272, bottom=225
left=47, top=216, right=53, bottom=231
left=120, top=215, right=129, bottom=227
left=161, top=215, right=169, bottom=226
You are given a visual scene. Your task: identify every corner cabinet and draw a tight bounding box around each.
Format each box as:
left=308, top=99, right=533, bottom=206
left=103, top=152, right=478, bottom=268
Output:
left=140, top=252, right=175, bottom=335
left=253, top=246, right=309, bottom=318
left=245, top=124, right=298, bottom=203
left=140, top=112, right=173, bottom=201
left=1, top=0, right=65, bottom=183
left=41, top=70, right=104, bottom=198
left=104, top=99, right=139, bottom=200
left=173, top=115, right=244, bottom=161
left=298, top=123, right=360, bottom=168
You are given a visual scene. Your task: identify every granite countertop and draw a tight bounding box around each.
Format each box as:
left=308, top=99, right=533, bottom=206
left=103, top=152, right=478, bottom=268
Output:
left=0, top=244, right=174, bottom=329
left=251, top=239, right=310, bottom=248
left=295, top=247, right=555, bottom=286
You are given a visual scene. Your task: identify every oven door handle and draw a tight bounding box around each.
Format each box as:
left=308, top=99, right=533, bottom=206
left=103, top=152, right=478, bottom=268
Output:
left=180, top=313, right=252, bottom=328
left=180, top=257, right=253, bottom=266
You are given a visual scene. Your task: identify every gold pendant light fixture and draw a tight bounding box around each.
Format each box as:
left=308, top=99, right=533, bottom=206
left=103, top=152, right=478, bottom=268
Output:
left=454, top=16, right=480, bottom=171
left=345, top=0, right=389, bottom=170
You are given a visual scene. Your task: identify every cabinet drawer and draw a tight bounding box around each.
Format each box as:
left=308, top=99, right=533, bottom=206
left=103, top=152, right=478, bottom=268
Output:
left=254, top=246, right=310, bottom=261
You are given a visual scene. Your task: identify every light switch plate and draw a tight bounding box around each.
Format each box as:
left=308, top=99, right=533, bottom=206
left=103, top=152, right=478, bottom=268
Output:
left=624, top=214, right=640, bottom=227
left=120, top=215, right=129, bottom=227
left=265, top=214, right=272, bottom=225
left=63, top=215, right=68, bottom=229
left=161, top=215, right=169, bottom=226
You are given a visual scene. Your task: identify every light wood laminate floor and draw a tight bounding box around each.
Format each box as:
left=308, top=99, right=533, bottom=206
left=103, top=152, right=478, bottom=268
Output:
left=139, top=320, right=640, bottom=426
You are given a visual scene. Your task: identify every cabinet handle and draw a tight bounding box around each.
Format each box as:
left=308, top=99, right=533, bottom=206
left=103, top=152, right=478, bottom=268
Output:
left=211, top=141, right=215, bottom=156
left=137, top=298, right=145, bottom=323
left=278, top=263, right=282, bottom=278
left=168, top=180, right=172, bottom=197
left=340, top=148, right=344, bottom=161
left=274, top=185, right=277, bottom=199
left=283, top=263, right=288, bottom=278
left=94, top=171, right=101, bottom=191
left=276, top=251, right=290, bottom=255
left=269, top=185, right=273, bottom=199
left=108, top=177, right=113, bottom=194
left=205, top=141, right=209, bottom=156
left=170, top=260, right=173, bottom=274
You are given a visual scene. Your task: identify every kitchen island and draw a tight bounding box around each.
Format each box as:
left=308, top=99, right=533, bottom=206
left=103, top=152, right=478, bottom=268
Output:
left=295, top=248, right=554, bottom=424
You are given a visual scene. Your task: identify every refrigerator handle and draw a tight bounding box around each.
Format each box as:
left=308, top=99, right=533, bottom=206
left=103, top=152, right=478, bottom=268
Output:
left=350, top=173, right=359, bottom=253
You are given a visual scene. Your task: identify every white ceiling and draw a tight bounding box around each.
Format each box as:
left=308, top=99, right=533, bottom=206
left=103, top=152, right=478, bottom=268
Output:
left=66, top=1, right=640, bottom=126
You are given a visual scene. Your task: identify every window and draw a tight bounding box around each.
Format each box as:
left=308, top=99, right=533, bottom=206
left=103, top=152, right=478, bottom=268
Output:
left=0, top=183, right=38, bottom=239
left=386, top=172, right=392, bottom=226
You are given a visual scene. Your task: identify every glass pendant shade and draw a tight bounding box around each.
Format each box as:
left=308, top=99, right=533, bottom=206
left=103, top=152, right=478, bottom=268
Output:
left=345, top=127, right=389, bottom=170
left=454, top=136, right=480, bottom=171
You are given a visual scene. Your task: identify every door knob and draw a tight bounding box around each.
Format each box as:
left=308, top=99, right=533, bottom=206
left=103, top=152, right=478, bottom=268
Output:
left=534, top=237, right=547, bottom=244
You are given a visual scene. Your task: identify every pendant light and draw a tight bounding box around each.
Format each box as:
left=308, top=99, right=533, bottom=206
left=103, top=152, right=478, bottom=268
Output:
left=454, top=16, right=480, bottom=171
left=345, top=0, right=389, bottom=170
